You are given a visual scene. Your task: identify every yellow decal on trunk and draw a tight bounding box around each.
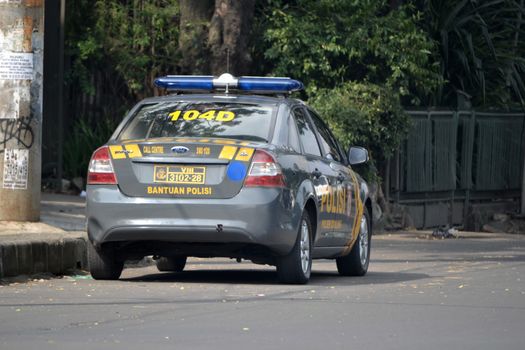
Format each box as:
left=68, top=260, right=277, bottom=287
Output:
left=109, top=145, right=126, bottom=159
left=218, top=146, right=238, bottom=160
left=124, top=144, right=142, bottom=158
left=235, top=147, right=254, bottom=162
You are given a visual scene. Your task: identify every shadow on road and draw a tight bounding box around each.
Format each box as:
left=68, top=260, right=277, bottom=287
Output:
left=121, top=269, right=430, bottom=286
left=374, top=254, right=525, bottom=264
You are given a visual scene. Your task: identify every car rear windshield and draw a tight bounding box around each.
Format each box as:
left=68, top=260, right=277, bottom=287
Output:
left=118, top=101, right=277, bottom=142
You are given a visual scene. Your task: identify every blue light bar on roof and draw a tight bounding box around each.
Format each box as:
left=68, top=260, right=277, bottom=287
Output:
left=154, top=75, right=214, bottom=90
left=238, top=77, right=304, bottom=92
left=154, top=73, right=304, bottom=93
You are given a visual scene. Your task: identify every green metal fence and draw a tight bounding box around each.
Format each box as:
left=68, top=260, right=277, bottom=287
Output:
left=389, top=110, right=524, bottom=228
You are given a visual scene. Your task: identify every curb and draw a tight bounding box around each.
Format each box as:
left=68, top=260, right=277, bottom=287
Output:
left=0, top=236, right=87, bottom=278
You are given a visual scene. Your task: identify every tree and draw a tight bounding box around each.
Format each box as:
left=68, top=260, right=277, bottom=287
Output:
left=179, top=0, right=256, bottom=75
left=67, top=0, right=180, bottom=101
left=257, top=0, right=440, bottom=182
left=260, top=0, right=440, bottom=103
left=63, top=0, right=258, bottom=180
left=420, top=0, right=525, bottom=108
left=179, top=0, right=214, bottom=74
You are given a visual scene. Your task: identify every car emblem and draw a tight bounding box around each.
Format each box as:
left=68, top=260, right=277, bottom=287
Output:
left=171, top=146, right=189, bottom=154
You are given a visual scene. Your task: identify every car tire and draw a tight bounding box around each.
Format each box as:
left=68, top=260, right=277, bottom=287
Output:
left=336, top=209, right=371, bottom=276
left=277, top=212, right=312, bottom=284
left=87, top=240, right=123, bottom=280
left=156, top=256, right=187, bottom=272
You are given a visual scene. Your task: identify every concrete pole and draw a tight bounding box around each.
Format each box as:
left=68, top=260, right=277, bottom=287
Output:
left=0, top=0, right=44, bottom=221
left=522, top=135, right=525, bottom=215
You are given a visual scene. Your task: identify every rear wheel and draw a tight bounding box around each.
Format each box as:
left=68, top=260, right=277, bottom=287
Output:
left=156, top=256, right=187, bottom=272
left=336, top=209, right=371, bottom=276
left=87, top=240, right=123, bottom=280
left=277, top=212, right=312, bottom=284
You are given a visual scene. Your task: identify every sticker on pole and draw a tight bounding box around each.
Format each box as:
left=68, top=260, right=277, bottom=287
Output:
left=2, top=149, right=29, bottom=190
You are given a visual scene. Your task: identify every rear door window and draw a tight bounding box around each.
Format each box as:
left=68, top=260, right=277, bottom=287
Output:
left=287, top=114, right=302, bottom=153
left=293, top=108, right=322, bottom=157
left=119, top=101, right=277, bottom=142
left=307, top=109, right=343, bottom=162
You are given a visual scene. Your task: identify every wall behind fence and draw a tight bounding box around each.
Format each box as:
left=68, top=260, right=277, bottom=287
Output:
left=389, top=109, right=524, bottom=228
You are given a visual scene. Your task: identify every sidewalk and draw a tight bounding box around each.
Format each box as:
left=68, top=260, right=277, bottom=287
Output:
left=0, top=193, right=87, bottom=279
left=40, top=192, right=86, bottom=231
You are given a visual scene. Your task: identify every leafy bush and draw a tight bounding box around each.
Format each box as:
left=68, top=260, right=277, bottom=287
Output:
left=311, top=82, right=410, bottom=181
left=261, top=0, right=441, bottom=104
left=63, top=116, right=119, bottom=181
left=67, top=0, right=180, bottom=99
left=256, top=1, right=436, bottom=182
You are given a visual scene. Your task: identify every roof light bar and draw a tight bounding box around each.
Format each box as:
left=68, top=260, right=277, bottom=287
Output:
left=238, top=77, right=303, bottom=92
left=155, top=75, right=214, bottom=91
left=154, top=73, right=304, bottom=94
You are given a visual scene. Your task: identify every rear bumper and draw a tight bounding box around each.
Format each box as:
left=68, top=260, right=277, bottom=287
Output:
left=86, top=185, right=298, bottom=256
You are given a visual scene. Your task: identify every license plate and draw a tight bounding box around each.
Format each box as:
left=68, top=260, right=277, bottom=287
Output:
left=153, top=165, right=206, bottom=184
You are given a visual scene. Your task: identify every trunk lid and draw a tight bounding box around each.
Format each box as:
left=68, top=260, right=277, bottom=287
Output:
left=109, top=138, right=261, bottom=199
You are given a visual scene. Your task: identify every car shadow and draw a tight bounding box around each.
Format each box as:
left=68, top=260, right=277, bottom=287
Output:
left=121, top=268, right=430, bottom=286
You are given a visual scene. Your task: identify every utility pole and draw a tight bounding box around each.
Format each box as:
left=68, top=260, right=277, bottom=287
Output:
left=522, top=131, right=525, bottom=215
left=0, top=0, right=44, bottom=221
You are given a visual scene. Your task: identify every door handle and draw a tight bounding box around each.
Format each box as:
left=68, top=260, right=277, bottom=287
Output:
left=312, top=169, right=322, bottom=179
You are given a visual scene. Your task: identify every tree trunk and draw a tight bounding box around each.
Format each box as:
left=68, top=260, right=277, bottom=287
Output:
left=178, top=0, right=214, bottom=74
left=207, top=0, right=255, bottom=75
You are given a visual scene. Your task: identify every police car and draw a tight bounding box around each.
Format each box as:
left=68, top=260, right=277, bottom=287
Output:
left=86, top=74, right=372, bottom=284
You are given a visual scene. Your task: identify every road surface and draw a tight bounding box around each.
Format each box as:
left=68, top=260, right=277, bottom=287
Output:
left=1, top=232, right=524, bottom=350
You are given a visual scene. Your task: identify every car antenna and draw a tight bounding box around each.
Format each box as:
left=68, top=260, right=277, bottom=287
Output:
left=225, top=48, right=230, bottom=94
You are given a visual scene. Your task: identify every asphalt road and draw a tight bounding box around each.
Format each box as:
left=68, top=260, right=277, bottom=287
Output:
left=1, top=232, right=524, bottom=350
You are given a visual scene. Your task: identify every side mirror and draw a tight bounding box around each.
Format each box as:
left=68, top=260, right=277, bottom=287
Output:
left=348, top=146, right=369, bottom=165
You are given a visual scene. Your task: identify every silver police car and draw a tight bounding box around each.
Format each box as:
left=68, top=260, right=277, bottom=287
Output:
left=86, top=74, right=372, bottom=284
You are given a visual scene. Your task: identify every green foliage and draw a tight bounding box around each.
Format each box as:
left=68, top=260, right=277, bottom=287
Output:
left=421, top=0, right=525, bottom=107
left=63, top=116, right=119, bottom=181
left=311, top=82, right=409, bottom=179
left=66, top=0, right=180, bottom=99
left=63, top=0, right=180, bottom=179
left=257, top=0, right=436, bottom=180
left=261, top=0, right=441, bottom=104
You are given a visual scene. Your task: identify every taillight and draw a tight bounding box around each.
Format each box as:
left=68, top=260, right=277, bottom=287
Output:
left=87, top=146, right=118, bottom=185
left=244, top=150, right=285, bottom=188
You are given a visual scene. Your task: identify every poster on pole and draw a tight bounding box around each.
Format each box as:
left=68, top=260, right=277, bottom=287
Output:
left=2, top=148, right=29, bottom=190
left=0, top=52, right=33, bottom=80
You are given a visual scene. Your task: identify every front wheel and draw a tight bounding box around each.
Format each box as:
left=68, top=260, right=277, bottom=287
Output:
left=336, top=209, right=371, bottom=276
left=276, top=212, right=312, bottom=284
